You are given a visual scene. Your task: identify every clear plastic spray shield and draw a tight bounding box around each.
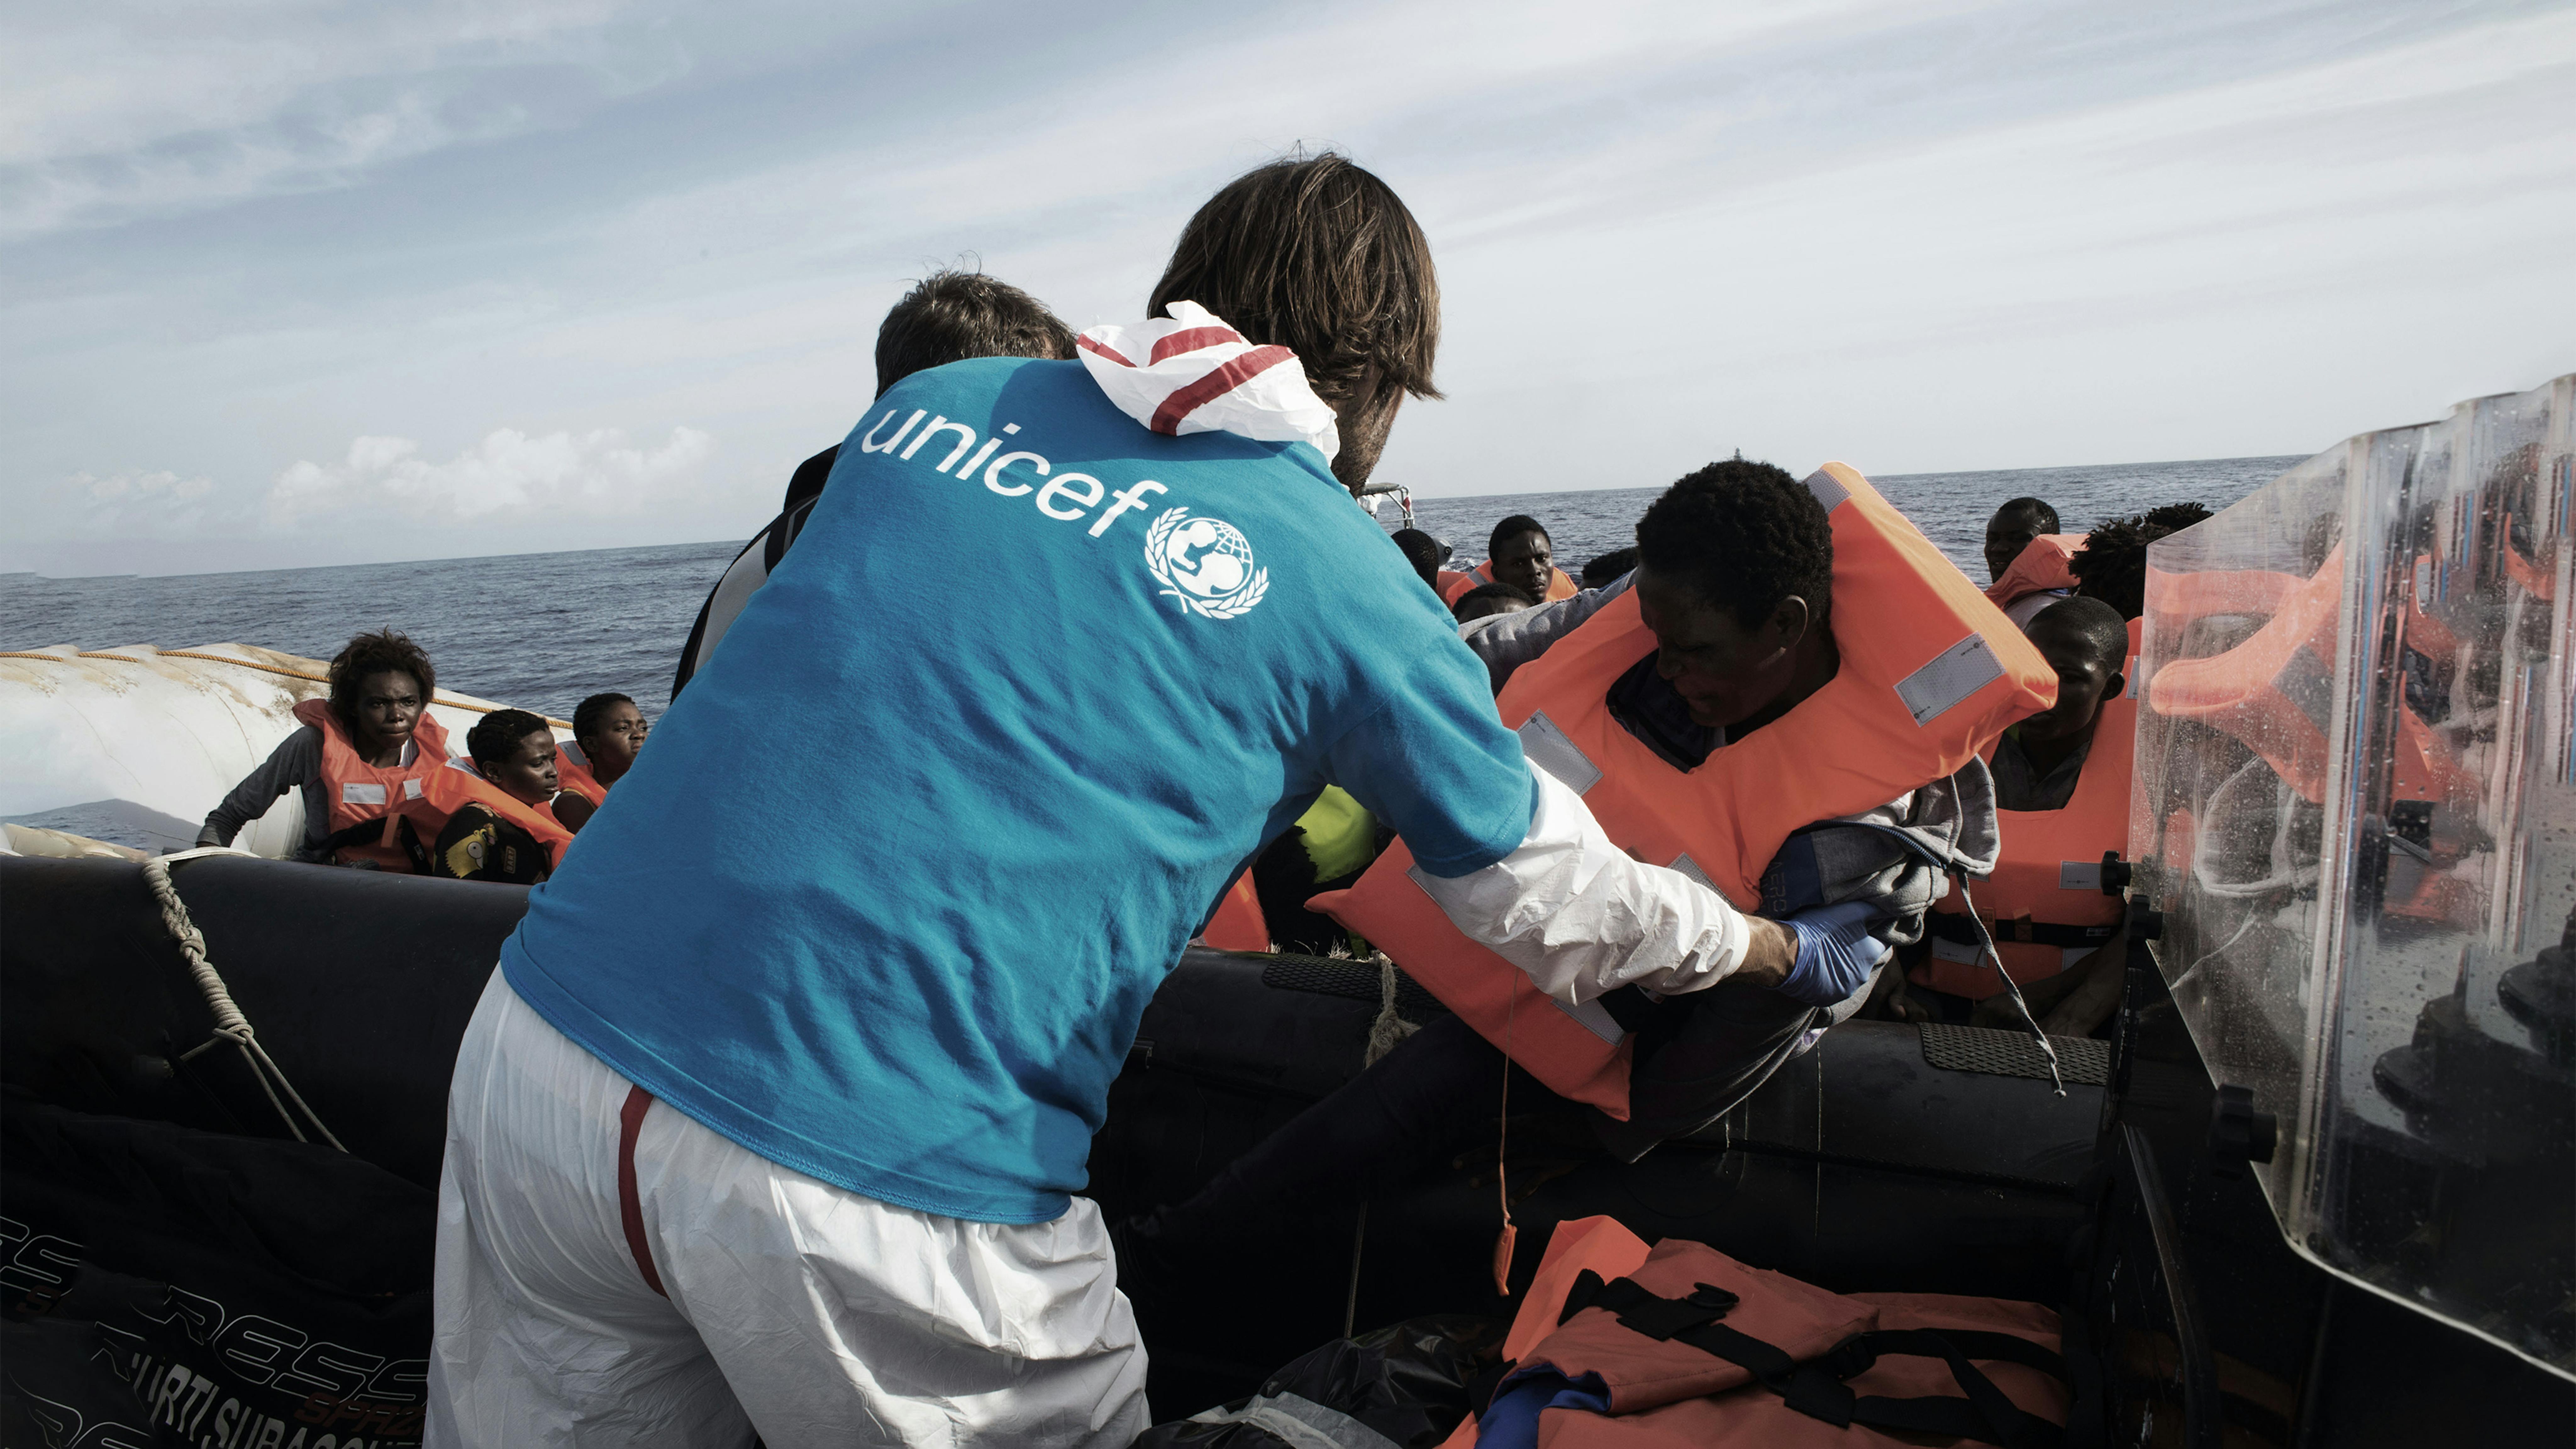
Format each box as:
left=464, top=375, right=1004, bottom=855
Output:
left=2131, top=375, right=2576, bottom=1379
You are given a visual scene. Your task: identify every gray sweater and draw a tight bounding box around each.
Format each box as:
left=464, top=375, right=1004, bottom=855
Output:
left=197, top=726, right=440, bottom=857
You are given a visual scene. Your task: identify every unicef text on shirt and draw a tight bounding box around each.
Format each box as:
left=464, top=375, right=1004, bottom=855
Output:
left=857, top=406, right=1168, bottom=539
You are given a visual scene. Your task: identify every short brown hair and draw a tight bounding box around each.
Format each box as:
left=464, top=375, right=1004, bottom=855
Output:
left=875, top=270, right=1077, bottom=398
left=1148, top=153, right=1441, bottom=409
left=327, top=629, right=436, bottom=730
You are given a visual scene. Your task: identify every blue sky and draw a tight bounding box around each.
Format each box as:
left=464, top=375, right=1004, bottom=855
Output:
left=6, top=0, right=2571, bottom=576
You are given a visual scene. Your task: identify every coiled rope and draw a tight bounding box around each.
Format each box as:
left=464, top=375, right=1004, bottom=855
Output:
left=144, top=847, right=346, bottom=1151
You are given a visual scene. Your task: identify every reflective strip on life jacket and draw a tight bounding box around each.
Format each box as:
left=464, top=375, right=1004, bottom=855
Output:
left=1916, top=617, right=2141, bottom=999
left=292, top=697, right=455, bottom=871
left=1315, top=464, right=2057, bottom=1117
left=1984, top=533, right=2086, bottom=611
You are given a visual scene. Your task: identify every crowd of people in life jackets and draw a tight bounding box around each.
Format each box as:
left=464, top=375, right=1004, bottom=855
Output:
left=194, top=633, right=650, bottom=886
left=183, top=152, right=2235, bottom=1444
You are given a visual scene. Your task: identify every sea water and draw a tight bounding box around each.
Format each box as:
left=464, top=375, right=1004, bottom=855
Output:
left=2, top=456, right=2301, bottom=726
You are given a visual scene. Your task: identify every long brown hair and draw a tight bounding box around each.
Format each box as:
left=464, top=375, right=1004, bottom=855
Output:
left=1148, top=153, right=1441, bottom=411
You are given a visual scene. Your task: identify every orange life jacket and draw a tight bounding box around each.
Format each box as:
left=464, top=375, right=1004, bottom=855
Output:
left=1315, top=464, right=2056, bottom=1116
left=1441, top=560, right=1579, bottom=605
left=396, top=762, right=578, bottom=875
left=1199, top=869, right=1269, bottom=951
left=1444, top=1216, right=2072, bottom=1449
left=1434, top=569, right=1474, bottom=602
left=292, top=698, right=458, bottom=871
left=1915, top=617, right=2142, bottom=998
left=2147, top=548, right=2345, bottom=803
left=1984, top=533, right=2086, bottom=610
left=554, top=741, right=611, bottom=808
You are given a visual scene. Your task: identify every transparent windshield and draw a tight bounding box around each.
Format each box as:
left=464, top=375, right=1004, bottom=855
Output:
left=2129, top=375, right=2575, bottom=1380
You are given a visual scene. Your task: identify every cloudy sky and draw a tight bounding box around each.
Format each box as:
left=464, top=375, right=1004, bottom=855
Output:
left=7, top=0, right=2571, bottom=577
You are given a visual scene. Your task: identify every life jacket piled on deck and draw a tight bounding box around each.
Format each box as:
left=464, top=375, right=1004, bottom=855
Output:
left=1916, top=618, right=2142, bottom=999
left=292, top=698, right=458, bottom=871
left=1317, top=464, right=2055, bottom=1117
left=1444, top=1216, right=2078, bottom=1449
left=1442, top=561, right=1580, bottom=605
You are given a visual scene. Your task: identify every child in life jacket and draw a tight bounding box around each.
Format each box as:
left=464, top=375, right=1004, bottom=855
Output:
left=436, top=710, right=564, bottom=885
left=1123, top=459, right=2000, bottom=1268
left=549, top=692, right=648, bottom=832
left=196, top=629, right=453, bottom=867
left=1895, top=596, right=2132, bottom=1032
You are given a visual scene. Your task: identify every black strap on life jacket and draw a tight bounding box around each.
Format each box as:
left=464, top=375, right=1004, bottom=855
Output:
left=1926, top=909, right=2115, bottom=952
left=1554, top=1270, right=2069, bottom=1449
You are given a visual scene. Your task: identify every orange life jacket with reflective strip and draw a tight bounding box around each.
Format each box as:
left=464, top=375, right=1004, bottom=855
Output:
left=397, top=763, right=578, bottom=875
left=1315, top=464, right=2056, bottom=1117
left=293, top=697, right=457, bottom=871
left=1441, top=560, right=1579, bottom=605
left=1985, top=533, right=2086, bottom=610
left=1915, top=618, right=2141, bottom=998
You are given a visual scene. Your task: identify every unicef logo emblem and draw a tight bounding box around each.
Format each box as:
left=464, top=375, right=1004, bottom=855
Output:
left=1144, top=507, right=1269, bottom=619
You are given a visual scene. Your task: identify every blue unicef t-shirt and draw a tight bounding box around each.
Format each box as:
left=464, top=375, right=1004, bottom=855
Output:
left=503, top=357, right=1536, bottom=1224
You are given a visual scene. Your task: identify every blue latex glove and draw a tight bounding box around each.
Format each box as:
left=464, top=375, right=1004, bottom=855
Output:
left=1777, top=898, right=1890, bottom=1006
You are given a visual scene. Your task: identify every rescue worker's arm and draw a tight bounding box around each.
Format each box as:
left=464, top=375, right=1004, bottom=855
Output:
left=196, top=725, right=322, bottom=847
left=1404, top=767, right=1797, bottom=1001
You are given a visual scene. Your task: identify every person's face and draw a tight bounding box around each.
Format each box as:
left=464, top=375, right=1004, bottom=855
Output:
left=581, top=700, right=649, bottom=775
left=490, top=729, right=561, bottom=806
left=1636, top=567, right=1807, bottom=729
left=1491, top=530, right=1554, bottom=598
left=353, top=671, right=425, bottom=751
left=1455, top=594, right=1533, bottom=624
left=2018, top=630, right=2122, bottom=744
left=1985, top=510, right=2045, bottom=583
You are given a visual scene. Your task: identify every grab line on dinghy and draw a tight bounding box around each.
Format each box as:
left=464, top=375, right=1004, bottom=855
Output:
left=9, top=647, right=573, bottom=727
left=143, top=847, right=349, bottom=1152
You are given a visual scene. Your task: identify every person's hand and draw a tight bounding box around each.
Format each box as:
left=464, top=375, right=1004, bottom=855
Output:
left=1776, top=899, right=1891, bottom=1007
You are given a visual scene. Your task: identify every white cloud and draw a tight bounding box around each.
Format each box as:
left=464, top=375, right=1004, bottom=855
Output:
left=0, top=0, right=664, bottom=238
left=69, top=468, right=225, bottom=537
left=266, top=425, right=716, bottom=528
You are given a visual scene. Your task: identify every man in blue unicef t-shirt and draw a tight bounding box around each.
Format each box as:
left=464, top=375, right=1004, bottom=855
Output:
left=427, top=158, right=1825, bottom=1448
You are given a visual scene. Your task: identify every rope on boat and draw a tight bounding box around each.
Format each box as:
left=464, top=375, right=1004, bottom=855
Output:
left=1362, top=952, right=1418, bottom=1067
left=144, top=847, right=348, bottom=1152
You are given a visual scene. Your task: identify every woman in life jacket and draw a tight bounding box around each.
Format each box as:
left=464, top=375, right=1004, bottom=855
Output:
left=1442, top=515, right=1580, bottom=604
left=196, top=629, right=454, bottom=869
left=1901, top=597, right=2134, bottom=1033
left=551, top=691, right=649, bottom=831
left=433, top=710, right=574, bottom=884
left=1121, top=460, right=2014, bottom=1282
